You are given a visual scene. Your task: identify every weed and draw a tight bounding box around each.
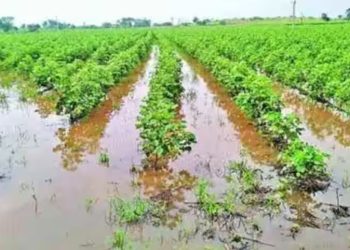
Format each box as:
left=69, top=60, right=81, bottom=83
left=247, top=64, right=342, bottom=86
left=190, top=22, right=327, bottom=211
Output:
left=342, top=170, right=350, bottom=189
left=195, top=179, right=222, bottom=217
left=227, top=161, right=261, bottom=193
left=111, top=196, right=151, bottom=223
left=109, top=229, right=131, bottom=250
left=84, top=197, right=97, bottom=212
left=264, top=193, right=282, bottom=214
left=99, top=151, right=110, bottom=165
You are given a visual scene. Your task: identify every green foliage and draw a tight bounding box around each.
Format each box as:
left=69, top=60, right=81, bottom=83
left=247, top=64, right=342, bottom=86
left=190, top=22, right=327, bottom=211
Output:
left=137, top=41, right=195, bottom=161
left=228, top=161, right=261, bottom=193
left=0, top=16, right=15, bottom=32
left=195, top=179, right=222, bottom=217
left=259, top=112, right=302, bottom=146
left=281, top=139, right=329, bottom=179
left=0, top=30, right=153, bottom=121
left=111, top=197, right=151, bottom=223
left=164, top=26, right=329, bottom=185
left=109, top=230, right=131, bottom=250
left=99, top=151, right=110, bottom=165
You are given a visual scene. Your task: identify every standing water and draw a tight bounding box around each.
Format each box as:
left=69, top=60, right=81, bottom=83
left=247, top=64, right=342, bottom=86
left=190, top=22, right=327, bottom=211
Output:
left=0, top=51, right=157, bottom=249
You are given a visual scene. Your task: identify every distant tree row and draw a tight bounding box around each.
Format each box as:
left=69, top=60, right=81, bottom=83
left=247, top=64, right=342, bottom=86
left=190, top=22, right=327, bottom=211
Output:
left=0, top=8, right=350, bottom=32
left=321, top=8, right=350, bottom=22
left=0, top=17, right=152, bottom=32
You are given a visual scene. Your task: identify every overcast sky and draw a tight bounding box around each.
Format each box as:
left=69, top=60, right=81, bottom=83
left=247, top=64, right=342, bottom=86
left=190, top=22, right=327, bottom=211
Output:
left=1, top=0, right=349, bottom=25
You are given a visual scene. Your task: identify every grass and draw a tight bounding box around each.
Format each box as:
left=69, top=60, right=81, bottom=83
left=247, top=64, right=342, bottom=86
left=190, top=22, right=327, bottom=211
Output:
left=111, top=196, right=151, bottom=223
left=109, top=230, right=130, bottom=250
left=227, top=161, right=261, bottom=193
left=195, top=179, right=223, bottom=217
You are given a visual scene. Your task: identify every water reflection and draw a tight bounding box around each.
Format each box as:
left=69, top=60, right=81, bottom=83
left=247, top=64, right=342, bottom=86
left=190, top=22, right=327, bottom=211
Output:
left=180, top=56, right=279, bottom=166
left=280, top=87, right=350, bottom=147
left=53, top=53, right=156, bottom=170
left=136, top=166, right=197, bottom=229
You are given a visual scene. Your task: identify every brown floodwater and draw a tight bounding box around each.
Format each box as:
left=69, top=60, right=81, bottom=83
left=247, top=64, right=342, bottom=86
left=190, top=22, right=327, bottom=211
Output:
left=260, top=83, right=350, bottom=249
left=0, top=52, right=158, bottom=249
left=2, top=52, right=350, bottom=250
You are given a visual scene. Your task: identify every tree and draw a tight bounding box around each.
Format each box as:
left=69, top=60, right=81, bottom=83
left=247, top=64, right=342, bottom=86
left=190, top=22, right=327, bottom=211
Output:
left=346, top=8, right=350, bottom=20
left=42, top=19, right=74, bottom=29
left=0, top=16, right=15, bottom=32
left=193, top=17, right=199, bottom=23
left=102, top=22, right=113, bottom=28
left=338, top=15, right=343, bottom=19
left=321, top=13, right=331, bottom=21
left=27, top=24, right=41, bottom=32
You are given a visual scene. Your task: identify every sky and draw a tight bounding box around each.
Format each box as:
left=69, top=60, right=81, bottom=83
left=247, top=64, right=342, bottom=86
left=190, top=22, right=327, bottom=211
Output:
left=1, top=0, right=349, bottom=25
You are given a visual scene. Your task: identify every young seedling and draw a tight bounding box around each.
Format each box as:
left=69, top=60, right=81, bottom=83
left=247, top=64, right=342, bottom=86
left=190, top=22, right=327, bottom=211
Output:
left=99, top=150, right=110, bottom=165
left=85, top=197, right=98, bottom=212
left=109, top=229, right=130, bottom=250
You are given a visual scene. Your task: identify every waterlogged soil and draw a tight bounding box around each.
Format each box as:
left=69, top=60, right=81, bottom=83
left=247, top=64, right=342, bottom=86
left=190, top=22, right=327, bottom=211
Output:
left=272, top=84, right=350, bottom=249
left=0, top=53, right=157, bottom=249
left=1, top=52, right=350, bottom=250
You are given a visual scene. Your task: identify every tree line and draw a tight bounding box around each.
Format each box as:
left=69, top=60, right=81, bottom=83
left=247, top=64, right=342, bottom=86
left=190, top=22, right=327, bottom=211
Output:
left=1, top=8, right=350, bottom=32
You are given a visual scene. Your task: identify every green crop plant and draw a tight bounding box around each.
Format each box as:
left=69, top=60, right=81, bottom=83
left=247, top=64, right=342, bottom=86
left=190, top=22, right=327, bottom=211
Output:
left=0, top=29, right=153, bottom=121
left=137, top=41, right=195, bottom=164
left=281, top=139, right=329, bottom=180
left=99, top=151, right=110, bottom=165
left=163, top=28, right=329, bottom=189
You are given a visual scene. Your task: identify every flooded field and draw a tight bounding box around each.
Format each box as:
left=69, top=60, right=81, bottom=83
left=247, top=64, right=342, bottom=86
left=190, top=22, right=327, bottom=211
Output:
left=1, top=53, right=350, bottom=250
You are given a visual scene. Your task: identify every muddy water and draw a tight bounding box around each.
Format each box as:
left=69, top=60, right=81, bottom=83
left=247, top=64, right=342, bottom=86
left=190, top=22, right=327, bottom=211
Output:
left=127, top=59, right=279, bottom=249
left=167, top=59, right=278, bottom=193
left=265, top=85, right=350, bottom=249
left=2, top=50, right=349, bottom=250
left=0, top=52, right=157, bottom=249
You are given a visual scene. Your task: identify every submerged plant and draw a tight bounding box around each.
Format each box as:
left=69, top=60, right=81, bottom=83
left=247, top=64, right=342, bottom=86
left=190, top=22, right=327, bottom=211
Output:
left=0, top=92, right=6, bottom=104
left=342, top=170, right=350, bottom=189
left=84, top=197, right=97, bottom=212
left=109, top=229, right=131, bottom=250
left=99, top=151, right=110, bottom=165
left=195, top=179, right=222, bottom=217
left=227, top=161, right=261, bottom=193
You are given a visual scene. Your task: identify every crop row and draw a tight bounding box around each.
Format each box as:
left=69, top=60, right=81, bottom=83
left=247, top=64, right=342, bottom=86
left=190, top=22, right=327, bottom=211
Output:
left=59, top=36, right=153, bottom=120
left=178, top=25, right=350, bottom=114
left=164, top=31, right=329, bottom=189
left=0, top=30, right=152, bottom=120
left=137, top=41, right=195, bottom=164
